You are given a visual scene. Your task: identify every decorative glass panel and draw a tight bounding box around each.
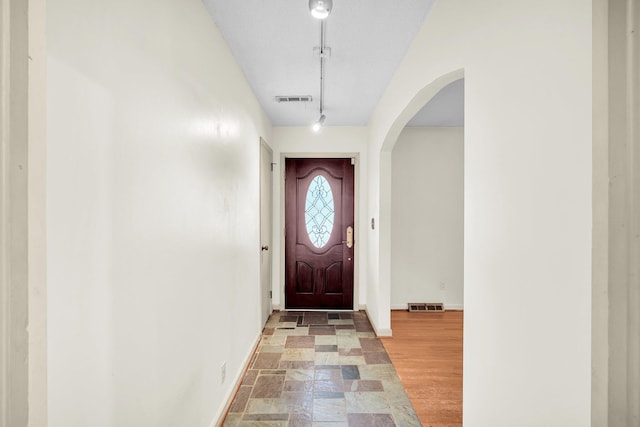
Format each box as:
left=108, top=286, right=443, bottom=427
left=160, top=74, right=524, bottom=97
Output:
left=305, top=175, right=335, bottom=248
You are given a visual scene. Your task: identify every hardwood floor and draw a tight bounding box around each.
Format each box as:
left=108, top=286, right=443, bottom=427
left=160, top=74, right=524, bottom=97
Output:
left=380, top=310, right=463, bottom=427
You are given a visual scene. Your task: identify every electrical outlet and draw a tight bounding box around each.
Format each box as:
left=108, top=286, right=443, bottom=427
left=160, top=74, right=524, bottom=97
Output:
left=440, top=282, right=445, bottom=290
left=221, top=362, right=226, bottom=384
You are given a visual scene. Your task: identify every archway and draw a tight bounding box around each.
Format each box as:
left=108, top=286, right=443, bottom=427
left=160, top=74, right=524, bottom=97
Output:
left=377, top=69, right=465, bottom=425
left=376, top=69, right=464, bottom=326
left=389, top=78, right=464, bottom=310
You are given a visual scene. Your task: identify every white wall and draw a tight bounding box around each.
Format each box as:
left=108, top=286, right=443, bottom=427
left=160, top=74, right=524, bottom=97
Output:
left=47, top=0, right=271, bottom=425
left=391, top=127, right=463, bottom=310
left=367, top=0, right=592, bottom=425
left=271, top=127, right=368, bottom=310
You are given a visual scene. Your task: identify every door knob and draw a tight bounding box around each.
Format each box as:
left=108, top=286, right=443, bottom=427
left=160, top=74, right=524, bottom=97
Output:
left=261, top=245, right=269, bottom=251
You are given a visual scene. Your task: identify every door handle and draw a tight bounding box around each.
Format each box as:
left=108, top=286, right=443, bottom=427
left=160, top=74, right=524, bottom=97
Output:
left=261, top=245, right=269, bottom=251
left=342, top=226, right=353, bottom=249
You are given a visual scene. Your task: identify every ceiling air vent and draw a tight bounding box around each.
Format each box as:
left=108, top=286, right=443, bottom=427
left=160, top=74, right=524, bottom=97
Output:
left=275, top=95, right=313, bottom=103
left=408, top=303, right=445, bottom=313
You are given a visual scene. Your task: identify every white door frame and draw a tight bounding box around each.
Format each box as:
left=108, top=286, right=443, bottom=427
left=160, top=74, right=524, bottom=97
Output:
left=1, top=0, right=30, bottom=423
left=0, top=0, right=47, bottom=425
left=278, top=153, right=361, bottom=311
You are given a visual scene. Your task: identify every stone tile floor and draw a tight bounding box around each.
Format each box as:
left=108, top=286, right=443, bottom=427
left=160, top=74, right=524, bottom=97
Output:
left=222, top=311, right=421, bottom=427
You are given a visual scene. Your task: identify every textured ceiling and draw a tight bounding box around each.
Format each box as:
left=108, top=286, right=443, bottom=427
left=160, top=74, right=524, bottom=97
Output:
left=204, top=1, right=462, bottom=127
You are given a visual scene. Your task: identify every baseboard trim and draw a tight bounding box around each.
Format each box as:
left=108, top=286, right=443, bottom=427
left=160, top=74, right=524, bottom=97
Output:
left=212, top=331, right=262, bottom=427
left=364, top=308, right=392, bottom=337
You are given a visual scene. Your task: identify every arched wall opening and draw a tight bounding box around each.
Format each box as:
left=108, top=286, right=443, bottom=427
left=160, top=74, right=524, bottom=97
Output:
left=383, top=74, right=466, bottom=424
left=376, top=70, right=464, bottom=330
left=389, top=78, right=464, bottom=311
left=380, top=70, right=464, bottom=153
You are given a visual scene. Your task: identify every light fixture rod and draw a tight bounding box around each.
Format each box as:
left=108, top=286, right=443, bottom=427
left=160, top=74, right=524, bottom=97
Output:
left=319, top=20, right=326, bottom=115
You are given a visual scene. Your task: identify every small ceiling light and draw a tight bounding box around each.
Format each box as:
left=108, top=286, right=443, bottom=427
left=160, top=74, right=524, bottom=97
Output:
left=312, top=114, right=326, bottom=132
left=309, top=0, right=333, bottom=19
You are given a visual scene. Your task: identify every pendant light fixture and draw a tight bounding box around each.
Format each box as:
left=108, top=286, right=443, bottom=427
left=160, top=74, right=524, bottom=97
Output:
left=312, top=114, right=326, bottom=132
left=309, top=0, right=333, bottom=19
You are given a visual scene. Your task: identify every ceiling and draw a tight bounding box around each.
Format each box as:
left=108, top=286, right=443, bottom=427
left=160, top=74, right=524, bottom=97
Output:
left=407, top=79, right=464, bottom=127
left=203, top=0, right=462, bottom=127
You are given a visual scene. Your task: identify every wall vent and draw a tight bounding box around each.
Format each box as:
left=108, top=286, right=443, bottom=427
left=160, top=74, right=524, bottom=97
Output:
left=408, top=303, right=445, bottom=313
left=275, top=95, right=312, bottom=103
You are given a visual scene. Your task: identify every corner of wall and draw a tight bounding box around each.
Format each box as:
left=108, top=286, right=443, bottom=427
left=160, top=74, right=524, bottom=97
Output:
left=365, top=307, right=392, bottom=337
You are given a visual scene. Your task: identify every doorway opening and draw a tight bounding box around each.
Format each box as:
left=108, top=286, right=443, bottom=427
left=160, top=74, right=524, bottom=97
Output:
left=390, top=79, right=464, bottom=311
left=381, top=72, right=465, bottom=426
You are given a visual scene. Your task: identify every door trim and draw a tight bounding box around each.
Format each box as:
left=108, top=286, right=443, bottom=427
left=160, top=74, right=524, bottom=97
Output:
left=1, top=0, right=47, bottom=425
left=278, top=153, right=361, bottom=311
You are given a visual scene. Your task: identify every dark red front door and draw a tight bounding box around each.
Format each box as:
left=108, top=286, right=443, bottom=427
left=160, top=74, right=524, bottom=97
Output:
left=285, top=158, right=354, bottom=309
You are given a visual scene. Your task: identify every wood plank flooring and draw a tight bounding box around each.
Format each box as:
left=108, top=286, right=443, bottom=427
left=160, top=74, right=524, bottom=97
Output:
left=380, top=310, right=463, bottom=427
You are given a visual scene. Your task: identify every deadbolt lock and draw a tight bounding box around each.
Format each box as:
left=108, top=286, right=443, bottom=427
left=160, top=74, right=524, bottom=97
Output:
left=344, top=226, right=353, bottom=248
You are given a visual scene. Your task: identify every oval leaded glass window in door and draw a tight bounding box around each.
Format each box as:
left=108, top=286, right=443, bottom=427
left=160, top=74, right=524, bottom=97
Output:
left=305, top=175, right=335, bottom=248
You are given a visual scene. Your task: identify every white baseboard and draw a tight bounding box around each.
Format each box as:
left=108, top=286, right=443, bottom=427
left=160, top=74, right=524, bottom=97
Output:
left=364, top=307, right=392, bottom=337
left=211, top=332, right=262, bottom=427
left=374, top=327, right=392, bottom=337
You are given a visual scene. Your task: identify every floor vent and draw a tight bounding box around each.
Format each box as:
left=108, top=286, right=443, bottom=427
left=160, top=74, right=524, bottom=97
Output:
left=275, top=95, right=313, bottom=103
left=408, top=303, right=445, bottom=313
